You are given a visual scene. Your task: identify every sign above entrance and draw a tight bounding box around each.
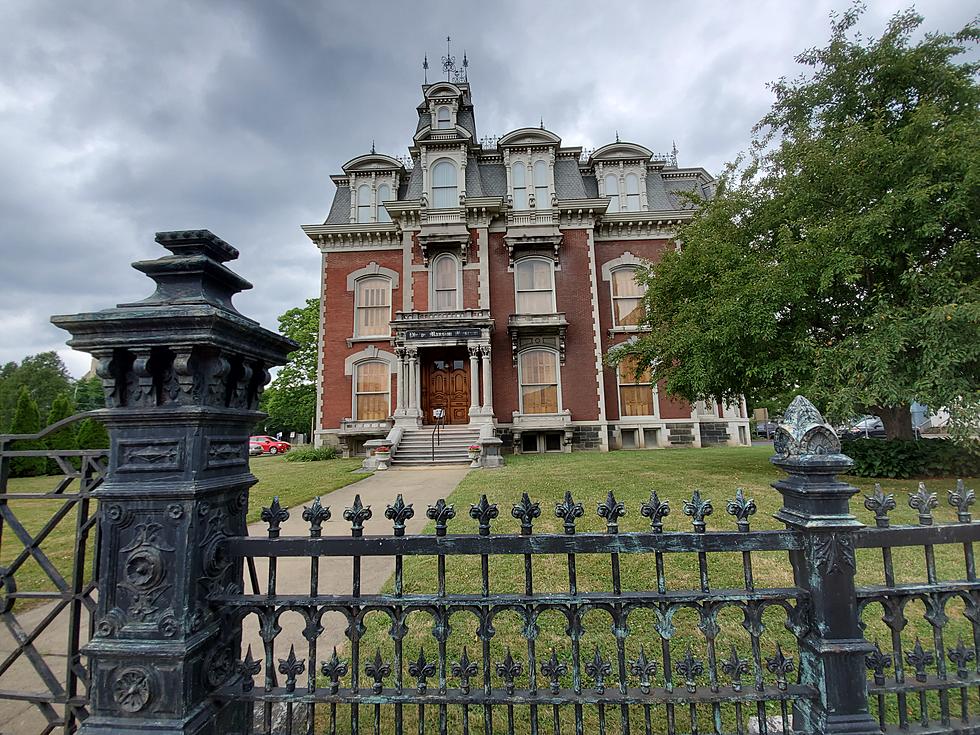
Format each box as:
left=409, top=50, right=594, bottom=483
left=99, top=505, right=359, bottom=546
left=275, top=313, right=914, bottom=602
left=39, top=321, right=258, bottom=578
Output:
left=404, top=328, right=483, bottom=341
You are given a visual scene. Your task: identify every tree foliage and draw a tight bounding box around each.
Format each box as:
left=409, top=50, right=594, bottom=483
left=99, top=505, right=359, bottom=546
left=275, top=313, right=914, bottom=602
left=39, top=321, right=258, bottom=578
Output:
left=625, top=7, right=980, bottom=439
left=8, top=386, right=46, bottom=477
left=0, top=352, right=73, bottom=430
left=261, top=298, right=319, bottom=436
left=76, top=418, right=109, bottom=450
left=45, top=393, right=77, bottom=473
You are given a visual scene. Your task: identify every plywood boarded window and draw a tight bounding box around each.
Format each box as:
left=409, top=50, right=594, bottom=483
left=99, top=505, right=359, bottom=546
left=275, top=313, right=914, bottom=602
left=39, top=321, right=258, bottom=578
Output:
left=618, top=355, right=654, bottom=416
left=611, top=267, right=645, bottom=326
left=520, top=349, right=559, bottom=414
left=355, top=361, right=390, bottom=421
left=355, top=277, right=391, bottom=337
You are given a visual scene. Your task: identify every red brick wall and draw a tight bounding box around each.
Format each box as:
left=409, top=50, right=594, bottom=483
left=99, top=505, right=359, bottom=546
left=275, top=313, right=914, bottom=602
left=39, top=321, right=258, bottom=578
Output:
left=487, top=231, right=518, bottom=420
left=320, top=251, right=402, bottom=429
left=463, top=269, right=480, bottom=310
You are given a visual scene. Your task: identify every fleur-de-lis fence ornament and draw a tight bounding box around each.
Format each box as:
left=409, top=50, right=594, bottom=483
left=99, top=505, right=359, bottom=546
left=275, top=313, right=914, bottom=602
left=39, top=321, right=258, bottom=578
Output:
left=408, top=648, right=436, bottom=693
left=684, top=489, right=713, bottom=532
left=675, top=645, right=704, bottom=693
left=385, top=494, right=415, bottom=536
left=555, top=491, right=584, bottom=534
left=320, top=647, right=349, bottom=694
left=721, top=645, right=749, bottom=691
left=585, top=645, right=611, bottom=694
left=949, top=479, right=975, bottom=523
left=452, top=647, right=478, bottom=693
left=302, top=496, right=331, bottom=537
left=640, top=491, right=670, bottom=532
left=597, top=490, right=626, bottom=533
left=541, top=648, right=567, bottom=694
left=864, top=484, right=896, bottom=528
left=512, top=492, right=541, bottom=534
left=496, top=648, right=523, bottom=695
left=865, top=641, right=892, bottom=686
left=909, top=483, right=938, bottom=526
left=426, top=498, right=456, bottom=536
left=726, top=487, right=756, bottom=531
left=365, top=648, right=391, bottom=694
left=277, top=645, right=305, bottom=693
left=905, top=638, right=935, bottom=682
left=765, top=644, right=794, bottom=691
left=343, top=494, right=372, bottom=536
left=630, top=646, right=658, bottom=694
left=239, top=645, right=261, bottom=692
left=948, top=637, right=975, bottom=679
left=261, top=496, right=289, bottom=537
left=469, top=494, right=499, bottom=535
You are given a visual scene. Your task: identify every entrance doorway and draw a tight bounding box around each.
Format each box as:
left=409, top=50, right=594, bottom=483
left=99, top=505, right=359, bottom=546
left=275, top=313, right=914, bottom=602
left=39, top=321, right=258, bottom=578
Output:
left=421, top=348, right=471, bottom=425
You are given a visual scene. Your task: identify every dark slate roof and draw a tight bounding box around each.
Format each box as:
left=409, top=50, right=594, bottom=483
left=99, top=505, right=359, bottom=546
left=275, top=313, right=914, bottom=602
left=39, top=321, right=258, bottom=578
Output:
left=404, top=164, right=423, bottom=199
left=457, top=108, right=477, bottom=139
left=582, top=172, right=598, bottom=198
left=325, top=185, right=350, bottom=224
left=645, top=172, right=672, bottom=211
left=663, top=177, right=706, bottom=209
left=465, top=159, right=483, bottom=196
left=554, top=158, right=587, bottom=199
left=478, top=162, right=507, bottom=197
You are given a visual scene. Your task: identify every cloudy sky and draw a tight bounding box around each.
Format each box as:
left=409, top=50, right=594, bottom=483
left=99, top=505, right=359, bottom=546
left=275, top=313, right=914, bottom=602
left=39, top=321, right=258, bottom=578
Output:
left=0, top=0, right=974, bottom=376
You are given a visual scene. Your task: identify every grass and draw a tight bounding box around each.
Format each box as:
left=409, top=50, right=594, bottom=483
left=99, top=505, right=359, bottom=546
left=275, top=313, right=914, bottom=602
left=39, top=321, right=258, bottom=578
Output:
left=338, top=446, right=979, bottom=734
left=0, top=454, right=365, bottom=610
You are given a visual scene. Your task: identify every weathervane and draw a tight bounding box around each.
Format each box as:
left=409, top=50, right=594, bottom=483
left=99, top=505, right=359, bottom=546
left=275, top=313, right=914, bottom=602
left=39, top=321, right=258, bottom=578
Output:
left=441, top=36, right=468, bottom=83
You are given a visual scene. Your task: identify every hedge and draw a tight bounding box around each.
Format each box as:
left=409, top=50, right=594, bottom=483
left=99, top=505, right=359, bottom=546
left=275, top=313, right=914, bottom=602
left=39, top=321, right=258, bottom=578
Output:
left=842, top=437, right=980, bottom=479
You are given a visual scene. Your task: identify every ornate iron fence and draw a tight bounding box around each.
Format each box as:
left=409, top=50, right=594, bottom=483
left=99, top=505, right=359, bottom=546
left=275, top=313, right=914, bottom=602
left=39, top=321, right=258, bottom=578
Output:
left=0, top=413, right=108, bottom=734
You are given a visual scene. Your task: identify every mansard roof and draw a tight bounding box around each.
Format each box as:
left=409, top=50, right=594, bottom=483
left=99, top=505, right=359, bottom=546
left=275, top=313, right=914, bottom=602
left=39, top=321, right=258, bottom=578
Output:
left=497, top=128, right=561, bottom=148
left=341, top=153, right=405, bottom=175
left=588, top=141, right=654, bottom=163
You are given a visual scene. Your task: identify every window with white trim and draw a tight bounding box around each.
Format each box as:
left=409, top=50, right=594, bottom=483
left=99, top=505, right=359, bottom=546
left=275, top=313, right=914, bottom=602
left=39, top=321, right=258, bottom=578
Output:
left=430, top=253, right=459, bottom=311
left=354, top=361, right=390, bottom=421
left=533, top=160, right=549, bottom=208
left=519, top=349, right=560, bottom=414
left=431, top=160, right=457, bottom=208
left=610, top=267, right=646, bottom=327
left=376, top=184, right=392, bottom=223
left=618, top=355, right=655, bottom=416
left=604, top=174, right=620, bottom=213
left=436, top=106, right=452, bottom=129
left=356, top=184, right=372, bottom=223
left=625, top=173, right=640, bottom=212
left=354, top=277, right=391, bottom=337
left=512, top=161, right=528, bottom=210
left=514, top=257, right=555, bottom=314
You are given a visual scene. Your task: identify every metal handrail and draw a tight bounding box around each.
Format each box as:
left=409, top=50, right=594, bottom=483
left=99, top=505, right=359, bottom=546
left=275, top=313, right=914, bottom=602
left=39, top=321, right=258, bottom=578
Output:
left=430, top=410, right=444, bottom=462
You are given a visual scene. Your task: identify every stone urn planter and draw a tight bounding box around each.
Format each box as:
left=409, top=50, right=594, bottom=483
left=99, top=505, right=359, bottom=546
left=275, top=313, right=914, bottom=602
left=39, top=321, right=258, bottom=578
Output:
left=467, top=444, right=481, bottom=467
left=374, top=446, right=391, bottom=470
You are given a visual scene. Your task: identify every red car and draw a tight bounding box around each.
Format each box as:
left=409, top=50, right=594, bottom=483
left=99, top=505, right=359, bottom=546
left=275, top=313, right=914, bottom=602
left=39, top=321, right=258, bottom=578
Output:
left=249, top=436, right=291, bottom=455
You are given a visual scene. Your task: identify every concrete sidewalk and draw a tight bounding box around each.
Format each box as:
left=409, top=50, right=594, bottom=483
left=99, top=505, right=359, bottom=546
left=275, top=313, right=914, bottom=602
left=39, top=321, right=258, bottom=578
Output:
left=0, top=465, right=469, bottom=734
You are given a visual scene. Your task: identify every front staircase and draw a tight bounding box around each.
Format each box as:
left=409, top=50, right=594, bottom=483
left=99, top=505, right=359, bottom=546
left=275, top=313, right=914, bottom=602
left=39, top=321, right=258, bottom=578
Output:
left=391, top=425, right=480, bottom=466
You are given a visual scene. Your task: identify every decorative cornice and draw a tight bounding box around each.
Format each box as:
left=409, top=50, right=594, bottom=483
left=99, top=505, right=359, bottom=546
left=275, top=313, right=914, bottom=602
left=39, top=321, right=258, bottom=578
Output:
left=302, top=223, right=402, bottom=251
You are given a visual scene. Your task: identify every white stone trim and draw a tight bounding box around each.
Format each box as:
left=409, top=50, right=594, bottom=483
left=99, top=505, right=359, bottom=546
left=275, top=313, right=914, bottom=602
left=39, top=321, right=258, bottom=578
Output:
left=346, top=261, right=400, bottom=291
left=513, top=255, right=556, bottom=314
left=600, top=251, right=650, bottom=282
left=428, top=252, right=463, bottom=311
left=586, top=228, right=609, bottom=451
left=344, top=346, right=399, bottom=376
left=516, top=346, right=563, bottom=415
left=477, top=228, right=489, bottom=309
left=314, top=252, right=328, bottom=446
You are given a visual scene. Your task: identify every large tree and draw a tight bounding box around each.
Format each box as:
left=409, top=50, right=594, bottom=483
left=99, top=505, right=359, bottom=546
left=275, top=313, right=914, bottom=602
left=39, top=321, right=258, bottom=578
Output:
left=0, top=352, right=73, bottom=430
left=625, top=7, right=979, bottom=439
left=260, top=299, right=318, bottom=436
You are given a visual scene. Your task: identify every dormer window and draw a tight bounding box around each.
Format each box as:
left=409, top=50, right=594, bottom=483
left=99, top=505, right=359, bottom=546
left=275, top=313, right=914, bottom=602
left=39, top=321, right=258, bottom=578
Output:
left=534, top=160, right=549, bottom=209
left=604, top=174, right=620, bottom=213
left=356, top=184, right=372, bottom=223
left=625, top=174, right=640, bottom=212
left=376, top=184, right=392, bottom=223
left=512, top=162, right=528, bottom=210
left=431, top=160, right=458, bottom=208
left=436, top=106, right=452, bottom=129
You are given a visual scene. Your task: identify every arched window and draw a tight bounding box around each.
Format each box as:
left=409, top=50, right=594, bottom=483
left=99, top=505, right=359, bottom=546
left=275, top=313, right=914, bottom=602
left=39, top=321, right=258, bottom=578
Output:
left=512, top=161, right=528, bottom=210
left=354, top=277, right=391, bottom=337
left=376, top=184, right=392, bottom=223
left=430, top=253, right=459, bottom=311
left=431, top=160, right=457, bottom=208
left=625, top=173, right=640, bottom=212
left=354, top=361, right=390, bottom=421
left=436, top=106, right=452, bottom=129
left=514, top=257, right=555, bottom=314
left=519, top=349, right=560, bottom=414
left=611, top=267, right=645, bottom=326
left=604, top=174, right=620, bottom=213
left=356, top=184, right=372, bottom=223
left=533, top=160, right=549, bottom=208
left=618, top=355, right=654, bottom=416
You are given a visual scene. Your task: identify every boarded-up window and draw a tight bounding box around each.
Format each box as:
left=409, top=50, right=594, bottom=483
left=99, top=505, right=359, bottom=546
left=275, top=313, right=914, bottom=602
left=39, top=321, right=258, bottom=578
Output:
left=618, top=355, right=654, bottom=416
left=611, top=267, right=645, bottom=326
left=520, top=349, right=559, bottom=414
left=355, top=277, right=390, bottom=337
left=355, top=361, right=390, bottom=421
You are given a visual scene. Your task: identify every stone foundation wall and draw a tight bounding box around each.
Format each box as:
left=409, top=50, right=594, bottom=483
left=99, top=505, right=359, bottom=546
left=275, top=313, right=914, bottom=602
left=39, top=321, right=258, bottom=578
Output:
left=570, top=425, right=602, bottom=450
left=699, top=421, right=731, bottom=446
left=667, top=423, right=695, bottom=446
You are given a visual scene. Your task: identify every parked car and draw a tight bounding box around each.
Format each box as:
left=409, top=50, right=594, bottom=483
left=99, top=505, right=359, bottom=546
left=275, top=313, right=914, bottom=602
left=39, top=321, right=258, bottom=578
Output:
left=248, top=442, right=264, bottom=457
left=249, top=435, right=291, bottom=454
left=755, top=421, right=779, bottom=439
left=843, top=416, right=886, bottom=439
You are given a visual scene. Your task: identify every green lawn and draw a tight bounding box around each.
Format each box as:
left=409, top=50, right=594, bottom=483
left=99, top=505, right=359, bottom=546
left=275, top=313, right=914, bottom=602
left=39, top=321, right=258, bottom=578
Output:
left=345, top=446, right=978, bottom=734
left=0, top=455, right=365, bottom=610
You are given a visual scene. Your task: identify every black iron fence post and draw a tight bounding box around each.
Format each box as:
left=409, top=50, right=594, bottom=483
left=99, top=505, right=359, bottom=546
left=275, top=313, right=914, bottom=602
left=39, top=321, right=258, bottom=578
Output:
left=771, top=396, right=879, bottom=735
left=52, top=231, right=294, bottom=734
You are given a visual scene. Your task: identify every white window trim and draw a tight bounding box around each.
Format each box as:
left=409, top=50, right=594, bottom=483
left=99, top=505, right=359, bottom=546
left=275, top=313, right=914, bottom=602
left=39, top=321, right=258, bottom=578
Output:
left=430, top=158, right=459, bottom=210
left=351, top=359, right=392, bottom=422
left=616, top=360, right=659, bottom=419
left=513, top=256, right=557, bottom=314
left=505, top=150, right=554, bottom=211
left=352, top=275, right=393, bottom=338
left=601, top=253, right=650, bottom=329
left=429, top=252, right=462, bottom=311
left=517, top=347, right=562, bottom=415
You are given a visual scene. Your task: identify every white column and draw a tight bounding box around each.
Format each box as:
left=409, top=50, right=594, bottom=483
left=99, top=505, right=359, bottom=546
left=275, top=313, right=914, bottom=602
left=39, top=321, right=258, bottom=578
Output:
left=395, top=348, right=406, bottom=411
left=407, top=348, right=419, bottom=410
left=412, top=350, right=421, bottom=412
left=480, top=344, right=493, bottom=415
left=468, top=345, right=480, bottom=414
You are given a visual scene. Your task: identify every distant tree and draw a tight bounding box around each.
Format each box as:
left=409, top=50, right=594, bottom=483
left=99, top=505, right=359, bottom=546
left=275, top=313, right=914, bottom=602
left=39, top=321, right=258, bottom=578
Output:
left=0, top=352, right=73, bottom=429
left=75, top=418, right=109, bottom=450
left=622, top=7, right=980, bottom=439
left=45, top=394, right=77, bottom=474
left=8, top=386, right=46, bottom=477
left=73, top=374, right=105, bottom=412
left=261, top=299, right=318, bottom=436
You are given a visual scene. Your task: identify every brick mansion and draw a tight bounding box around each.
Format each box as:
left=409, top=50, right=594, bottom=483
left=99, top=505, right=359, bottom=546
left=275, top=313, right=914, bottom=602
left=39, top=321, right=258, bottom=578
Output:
left=304, top=75, right=750, bottom=464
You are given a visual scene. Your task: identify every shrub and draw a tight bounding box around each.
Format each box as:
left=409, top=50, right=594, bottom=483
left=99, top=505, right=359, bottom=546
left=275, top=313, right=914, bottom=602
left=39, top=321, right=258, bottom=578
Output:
left=843, top=437, right=980, bottom=479
left=8, top=386, right=46, bottom=477
left=283, top=446, right=340, bottom=462
left=76, top=418, right=110, bottom=450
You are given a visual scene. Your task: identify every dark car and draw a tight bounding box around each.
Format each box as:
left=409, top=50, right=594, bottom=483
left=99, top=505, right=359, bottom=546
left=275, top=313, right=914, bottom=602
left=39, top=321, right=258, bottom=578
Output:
left=844, top=416, right=886, bottom=439
left=755, top=421, right=778, bottom=439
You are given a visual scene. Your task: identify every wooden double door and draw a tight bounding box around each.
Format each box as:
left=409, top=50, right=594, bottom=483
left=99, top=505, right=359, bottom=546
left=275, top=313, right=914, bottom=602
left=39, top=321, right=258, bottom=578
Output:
left=421, top=348, right=471, bottom=425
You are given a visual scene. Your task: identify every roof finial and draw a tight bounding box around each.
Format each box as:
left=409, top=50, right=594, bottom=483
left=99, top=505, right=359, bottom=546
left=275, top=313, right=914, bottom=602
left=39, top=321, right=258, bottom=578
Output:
left=671, top=140, right=678, bottom=166
left=423, top=54, right=429, bottom=84
left=371, top=139, right=376, bottom=155
left=462, top=50, right=468, bottom=82
left=615, top=130, right=620, bottom=143
left=540, top=116, right=544, bottom=129
left=442, top=36, right=460, bottom=82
